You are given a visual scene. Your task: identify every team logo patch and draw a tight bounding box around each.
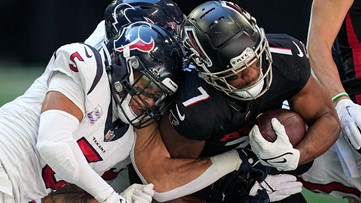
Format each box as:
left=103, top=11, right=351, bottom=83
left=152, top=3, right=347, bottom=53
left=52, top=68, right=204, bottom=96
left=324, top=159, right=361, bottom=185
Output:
left=104, top=130, right=115, bottom=142
left=114, top=22, right=155, bottom=55
left=87, top=105, right=102, bottom=124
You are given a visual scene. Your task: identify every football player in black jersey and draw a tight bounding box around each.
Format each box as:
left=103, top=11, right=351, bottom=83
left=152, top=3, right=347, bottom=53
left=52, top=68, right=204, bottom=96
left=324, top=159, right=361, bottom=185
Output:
left=152, top=0, right=340, bottom=202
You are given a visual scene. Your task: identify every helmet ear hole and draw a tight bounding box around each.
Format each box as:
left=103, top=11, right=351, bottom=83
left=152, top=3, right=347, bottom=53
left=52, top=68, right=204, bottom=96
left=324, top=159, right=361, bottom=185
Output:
left=129, top=56, right=140, bottom=70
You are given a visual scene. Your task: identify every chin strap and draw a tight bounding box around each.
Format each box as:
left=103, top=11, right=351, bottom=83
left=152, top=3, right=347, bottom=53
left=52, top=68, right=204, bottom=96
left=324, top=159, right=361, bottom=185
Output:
left=102, top=42, right=112, bottom=67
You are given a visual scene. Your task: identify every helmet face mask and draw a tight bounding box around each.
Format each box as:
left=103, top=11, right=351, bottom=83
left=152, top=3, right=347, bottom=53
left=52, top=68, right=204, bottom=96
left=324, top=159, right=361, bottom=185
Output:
left=107, top=22, right=182, bottom=128
left=116, top=69, right=173, bottom=128
left=183, top=0, right=273, bottom=101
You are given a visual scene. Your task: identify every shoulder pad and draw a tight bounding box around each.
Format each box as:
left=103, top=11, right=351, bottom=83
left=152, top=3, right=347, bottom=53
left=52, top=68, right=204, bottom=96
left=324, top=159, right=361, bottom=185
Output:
left=48, top=43, right=105, bottom=94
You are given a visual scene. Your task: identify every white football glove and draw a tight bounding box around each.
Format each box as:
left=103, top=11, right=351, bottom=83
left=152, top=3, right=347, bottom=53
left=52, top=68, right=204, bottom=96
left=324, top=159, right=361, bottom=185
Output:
left=249, top=118, right=300, bottom=171
left=120, top=183, right=154, bottom=203
left=249, top=174, right=303, bottom=202
left=335, top=99, right=361, bottom=151
left=102, top=184, right=154, bottom=203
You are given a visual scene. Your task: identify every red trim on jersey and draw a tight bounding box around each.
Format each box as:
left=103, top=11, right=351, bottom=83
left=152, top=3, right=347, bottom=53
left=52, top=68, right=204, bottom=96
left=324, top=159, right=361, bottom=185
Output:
left=299, top=178, right=361, bottom=198
left=346, top=13, right=361, bottom=104
left=101, top=168, right=120, bottom=181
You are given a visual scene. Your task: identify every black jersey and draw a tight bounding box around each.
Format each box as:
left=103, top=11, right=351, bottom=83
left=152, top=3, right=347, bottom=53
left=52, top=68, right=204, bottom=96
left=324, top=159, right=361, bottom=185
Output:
left=335, top=0, right=361, bottom=102
left=168, top=34, right=311, bottom=156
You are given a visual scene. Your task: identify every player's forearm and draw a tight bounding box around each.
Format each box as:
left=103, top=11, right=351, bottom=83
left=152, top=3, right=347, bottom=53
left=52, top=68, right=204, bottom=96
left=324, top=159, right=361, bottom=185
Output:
left=297, top=110, right=340, bottom=164
left=309, top=42, right=346, bottom=98
left=132, top=139, right=241, bottom=201
left=133, top=137, right=212, bottom=192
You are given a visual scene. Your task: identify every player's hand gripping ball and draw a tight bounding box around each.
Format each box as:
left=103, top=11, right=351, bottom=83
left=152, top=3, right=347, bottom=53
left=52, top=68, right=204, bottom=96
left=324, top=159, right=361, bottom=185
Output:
left=255, top=109, right=306, bottom=147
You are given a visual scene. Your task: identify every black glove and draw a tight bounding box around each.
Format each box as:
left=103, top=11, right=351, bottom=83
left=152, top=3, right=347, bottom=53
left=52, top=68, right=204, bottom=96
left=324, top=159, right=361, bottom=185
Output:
left=203, top=148, right=271, bottom=202
left=237, top=148, right=271, bottom=183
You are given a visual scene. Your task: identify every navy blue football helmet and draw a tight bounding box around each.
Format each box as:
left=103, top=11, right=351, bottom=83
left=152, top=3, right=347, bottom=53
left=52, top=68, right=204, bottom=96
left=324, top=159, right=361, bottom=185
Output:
left=106, top=21, right=183, bottom=128
left=183, top=1, right=273, bottom=101
left=104, top=0, right=184, bottom=41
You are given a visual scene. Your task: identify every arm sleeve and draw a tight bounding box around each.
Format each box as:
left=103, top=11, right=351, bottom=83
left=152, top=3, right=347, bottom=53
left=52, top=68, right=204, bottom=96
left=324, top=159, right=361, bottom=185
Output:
left=37, top=110, right=115, bottom=202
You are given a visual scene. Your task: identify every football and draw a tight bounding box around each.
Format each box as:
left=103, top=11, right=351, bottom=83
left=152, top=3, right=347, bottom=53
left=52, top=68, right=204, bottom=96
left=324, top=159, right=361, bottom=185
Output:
left=255, top=108, right=306, bottom=147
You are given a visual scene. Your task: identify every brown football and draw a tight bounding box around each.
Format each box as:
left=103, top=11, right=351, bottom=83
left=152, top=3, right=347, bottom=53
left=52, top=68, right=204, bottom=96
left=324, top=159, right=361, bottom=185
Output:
left=255, top=108, right=306, bottom=147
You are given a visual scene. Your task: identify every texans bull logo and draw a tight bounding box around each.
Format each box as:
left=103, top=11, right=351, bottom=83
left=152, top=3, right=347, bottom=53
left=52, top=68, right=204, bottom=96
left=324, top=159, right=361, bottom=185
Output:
left=114, top=23, right=156, bottom=54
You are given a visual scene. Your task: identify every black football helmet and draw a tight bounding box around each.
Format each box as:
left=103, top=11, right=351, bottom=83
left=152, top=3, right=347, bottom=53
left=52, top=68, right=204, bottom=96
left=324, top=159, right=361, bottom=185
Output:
left=183, top=1, right=273, bottom=101
left=105, top=21, right=183, bottom=128
left=104, top=0, right=184, bottom=41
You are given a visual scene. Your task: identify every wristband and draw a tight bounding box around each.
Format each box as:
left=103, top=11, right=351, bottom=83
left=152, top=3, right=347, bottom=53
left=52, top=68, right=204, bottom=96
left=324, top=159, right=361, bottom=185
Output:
left=331, top=92, right=349, bottom=103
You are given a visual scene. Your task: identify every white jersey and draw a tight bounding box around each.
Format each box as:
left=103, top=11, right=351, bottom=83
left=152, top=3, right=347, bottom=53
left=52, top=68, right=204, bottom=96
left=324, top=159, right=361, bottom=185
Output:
left=300, top=139, right=361, bottom=200
left=0, top=43, right=133, bottom=202
left=84, top=20, right=107, bottom=51
left=282, top=101, right=361, bottom=200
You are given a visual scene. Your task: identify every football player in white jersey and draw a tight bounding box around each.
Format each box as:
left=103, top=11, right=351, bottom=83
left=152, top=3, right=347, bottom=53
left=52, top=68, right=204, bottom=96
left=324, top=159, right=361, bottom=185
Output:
left=0, top=21, right=185, bottom=203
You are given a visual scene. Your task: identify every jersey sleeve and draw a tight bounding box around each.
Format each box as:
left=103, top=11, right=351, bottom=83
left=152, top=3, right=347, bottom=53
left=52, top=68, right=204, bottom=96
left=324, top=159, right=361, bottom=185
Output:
left=168, top=71, right=216, bottom=141
left=287, top=35, right=311, bottom=89
left=45, top=43, right=106, bottom=113
left=48, top=72, right=85, bottom=114
left=268, top=34, right=311, bottom=95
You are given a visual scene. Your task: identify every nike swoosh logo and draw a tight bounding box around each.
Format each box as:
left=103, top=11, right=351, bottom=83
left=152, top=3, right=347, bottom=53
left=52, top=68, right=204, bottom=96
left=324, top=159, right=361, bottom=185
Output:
left=175, top=104, right=185, bottom=121
left=262, top=152, right=293, bottom=165
left=292, top=41, right=304, bottom=57
left=84, top=47, right=93, bottom=58
left=265, top=158, right=287, bottom=164
left=346, top=106, right=352, bottom=116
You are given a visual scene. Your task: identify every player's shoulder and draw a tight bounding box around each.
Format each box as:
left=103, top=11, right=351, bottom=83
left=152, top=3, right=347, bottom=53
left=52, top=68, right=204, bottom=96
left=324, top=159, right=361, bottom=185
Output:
left=266, top=33, right=311, bottom=80
left=175, top=70, right=214, bottom=111
left=56, top=42, right=101, bottom=61
left=266, top=33, right=308, bottom=59
left=168, top=70, right=225, bottom=140
left=51, top=43, right=107, bottom=92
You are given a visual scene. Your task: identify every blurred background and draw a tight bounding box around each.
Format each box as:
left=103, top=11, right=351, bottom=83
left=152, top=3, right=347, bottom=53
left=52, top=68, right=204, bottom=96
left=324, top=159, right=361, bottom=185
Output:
left=0, top=0, right=350, bottom=202
left=0, top=0, right=312, bottom=66
left=0, top=0, right=314, bottom=104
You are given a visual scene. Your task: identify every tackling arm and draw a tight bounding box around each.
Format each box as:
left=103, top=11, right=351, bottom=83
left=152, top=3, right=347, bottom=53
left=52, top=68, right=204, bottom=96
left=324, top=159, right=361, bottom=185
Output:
left=37, top=91, right=116, bottom=202
left=159, top=111, right=205, bottom=159
left=133, top=121, right=242, bottom=202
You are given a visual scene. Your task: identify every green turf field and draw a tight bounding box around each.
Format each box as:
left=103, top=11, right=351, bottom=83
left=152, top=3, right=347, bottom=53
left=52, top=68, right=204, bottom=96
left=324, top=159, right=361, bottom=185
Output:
left=0, top=66, right=44, bottom=105
left=0, top=65, right=348, bottom=203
